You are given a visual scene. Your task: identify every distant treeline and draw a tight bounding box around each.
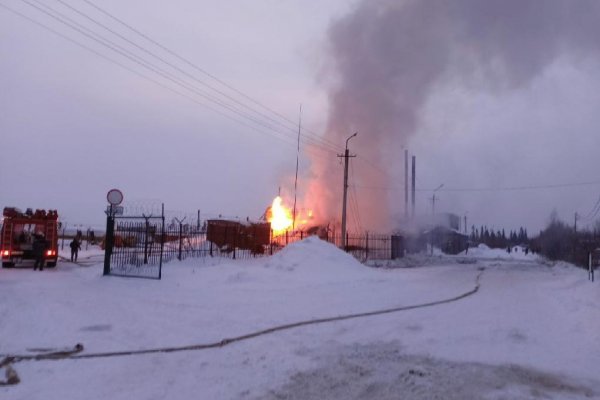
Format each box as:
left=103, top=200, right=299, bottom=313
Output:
left=470, top=211, right=600, bottom=267
left=470, top=226, right=529, bottom=249
left=532, top=212, right=600, bottom=266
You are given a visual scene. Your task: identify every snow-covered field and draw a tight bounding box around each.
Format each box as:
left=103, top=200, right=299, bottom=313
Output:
left=1, top=237, right=599, bottom=399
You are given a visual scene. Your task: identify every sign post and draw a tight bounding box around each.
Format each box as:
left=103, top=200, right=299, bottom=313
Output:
left=103, top=189, right=124, bottom=276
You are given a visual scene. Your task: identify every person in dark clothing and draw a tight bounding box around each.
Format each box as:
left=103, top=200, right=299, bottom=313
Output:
left=70, top=238, right=81, bottom=262
left=32, top=234, right=47, bottom=271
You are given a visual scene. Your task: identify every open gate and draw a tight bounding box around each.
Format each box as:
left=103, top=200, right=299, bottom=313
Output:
left=103, top=205, right=164, bottom=280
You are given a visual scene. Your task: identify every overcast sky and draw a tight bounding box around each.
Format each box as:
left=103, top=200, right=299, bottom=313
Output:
left=2, top=0, right=600, bottom=234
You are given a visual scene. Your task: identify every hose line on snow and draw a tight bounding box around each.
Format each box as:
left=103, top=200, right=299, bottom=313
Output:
left=0, top=267, right=485, bottom=386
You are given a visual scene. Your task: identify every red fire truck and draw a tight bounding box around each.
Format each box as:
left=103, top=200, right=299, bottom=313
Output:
left=1, top=207, right=59, bottom=268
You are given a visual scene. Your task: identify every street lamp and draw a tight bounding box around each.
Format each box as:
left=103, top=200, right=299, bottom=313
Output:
left=346, top=132, right=357, bottom=150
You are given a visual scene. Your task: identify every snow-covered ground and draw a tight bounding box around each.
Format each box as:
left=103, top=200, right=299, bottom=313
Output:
left=1, top=237, right=599, bottom=399
left=58, top=242, right=105, bottom=261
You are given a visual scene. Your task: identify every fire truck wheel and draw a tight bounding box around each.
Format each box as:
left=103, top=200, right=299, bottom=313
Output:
left=2, top=262, right=14, bottom=268
left=46, top=262, right=57, bottom=268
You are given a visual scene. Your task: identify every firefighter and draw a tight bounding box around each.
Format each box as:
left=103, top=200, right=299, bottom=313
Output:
left=32, top=233, right=47, bottom=271
left=70, top=237, right=81, bottom=262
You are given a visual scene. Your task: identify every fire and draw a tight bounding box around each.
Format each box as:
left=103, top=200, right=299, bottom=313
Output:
left=266, top=195, right=315, bottom=236
left=268, top=196, right=293, bottom=235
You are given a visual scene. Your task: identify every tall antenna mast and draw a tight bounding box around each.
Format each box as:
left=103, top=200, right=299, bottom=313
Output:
left=292, top=104, right=302, bottom=230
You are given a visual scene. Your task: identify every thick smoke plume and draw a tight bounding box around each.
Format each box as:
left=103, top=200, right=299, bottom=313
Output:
left=304, top=0, right=600, bottom=232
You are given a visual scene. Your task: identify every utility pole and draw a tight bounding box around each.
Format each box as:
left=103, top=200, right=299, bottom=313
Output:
left=429, top=184, right=444, bottom=255
left=292, top=105, right=302, bottom=231
left=573, top=212, right=579, bottom=261
left=404, top=149, right=408, bottom=219
left=339, top=132, right=357, bottom=250
left=411, top=156, right=416, bottom=219
left=430, top=184, right=444, bottom=216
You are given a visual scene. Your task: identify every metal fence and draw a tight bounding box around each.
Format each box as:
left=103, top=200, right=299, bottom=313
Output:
left=103, top=201, right=404, bottom=276
left=270, top=230, right=401, bottom=261
left=105, top=215, right=164, bottom=279
left=152, top=224, right=403, bottom=263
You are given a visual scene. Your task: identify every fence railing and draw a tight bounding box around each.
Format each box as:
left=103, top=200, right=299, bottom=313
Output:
left=152, top=225, right=403, bottom=263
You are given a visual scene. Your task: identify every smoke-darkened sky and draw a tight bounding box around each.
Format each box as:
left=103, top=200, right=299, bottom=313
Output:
left=309, top=0, right=600, bottom=233
left=2, top=0, right=600, bottom=233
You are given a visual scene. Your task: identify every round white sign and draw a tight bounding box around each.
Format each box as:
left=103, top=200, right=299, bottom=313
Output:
left=107, top=189, right=124, bottom=205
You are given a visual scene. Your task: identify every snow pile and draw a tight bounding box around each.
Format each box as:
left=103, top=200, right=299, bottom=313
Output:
left=467, top=243, right=539, bottom=261
left=263, top=236, right=365, bottom=274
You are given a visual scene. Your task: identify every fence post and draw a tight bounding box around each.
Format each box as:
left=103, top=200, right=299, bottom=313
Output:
left=270, top=230, right=273, bottom=255
left=233, top=226, right=237, bottom=260
left=143, top=218, right=150, bottom=264
left=300, top=230, right=304, bottom=240
left=158, top=203, right=164, bottom=280
left=590, top=252, right=595, bottom=282
left=366, top=232, right=369, bottom=260
left=103, top=212, right=114, bottom=276
left=286, top=230, right=289, bottom=246
left=224, top=225, right=228, bottom=258
left=345, top=232, right=349, bottom=251
left=178, top=222, right=183, bottom=261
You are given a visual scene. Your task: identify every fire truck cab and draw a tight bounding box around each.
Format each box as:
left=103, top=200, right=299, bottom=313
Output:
left=1, top=207, right=59, bottom=268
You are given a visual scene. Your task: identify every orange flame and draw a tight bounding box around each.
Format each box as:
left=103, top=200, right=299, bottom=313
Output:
left=268, top=196, right=293, bottom=235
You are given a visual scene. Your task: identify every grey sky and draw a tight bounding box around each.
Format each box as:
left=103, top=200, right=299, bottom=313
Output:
left=1, top=0, right=600, bottom=234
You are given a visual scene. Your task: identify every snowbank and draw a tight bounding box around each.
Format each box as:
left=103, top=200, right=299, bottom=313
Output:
left=263, top=236, right=365, bottom=274
left=467, top=243, right=540, bottom=261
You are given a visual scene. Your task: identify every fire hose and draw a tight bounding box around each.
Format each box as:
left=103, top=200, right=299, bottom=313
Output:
left=1, top=267, right=485, bottom=386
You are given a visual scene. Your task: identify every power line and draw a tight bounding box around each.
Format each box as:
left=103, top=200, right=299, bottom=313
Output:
left=73, top=0, right=343, bottom=153
left=0, top=2, right=337, bottom=162
left=8, top=1, right=341, bottom=162
left=352, top=179, right=600, bottom=193
left=350, top=161, right=364, bottom=232
left=54, top=0, right=340, bottom=153
left=581, top=194, right=600, bottom=221
left=436, top=180, right=600, bottom=192
left=355, top=155, right=388, bottom=176
left=23, top=0, right=337, bottom=154
left=8, top=0, right=416, bottom=174
left=81, top=0, right=394, bottom=172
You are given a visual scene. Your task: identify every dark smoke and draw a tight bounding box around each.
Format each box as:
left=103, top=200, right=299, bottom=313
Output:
left=305, top=0, right=600, bottom=231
